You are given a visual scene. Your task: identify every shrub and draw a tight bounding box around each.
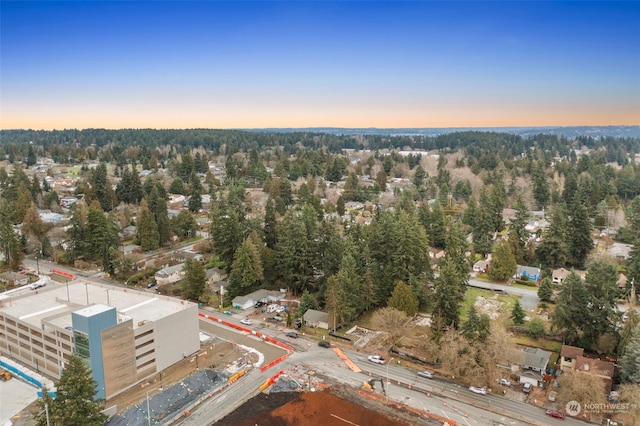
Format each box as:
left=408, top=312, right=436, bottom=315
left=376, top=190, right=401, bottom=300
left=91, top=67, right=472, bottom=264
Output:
left=527, top=319, right=546, bottom=338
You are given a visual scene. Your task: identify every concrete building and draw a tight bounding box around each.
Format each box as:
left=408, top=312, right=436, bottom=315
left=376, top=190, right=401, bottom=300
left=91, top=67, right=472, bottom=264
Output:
left=0, top=281, right=199, bottom=400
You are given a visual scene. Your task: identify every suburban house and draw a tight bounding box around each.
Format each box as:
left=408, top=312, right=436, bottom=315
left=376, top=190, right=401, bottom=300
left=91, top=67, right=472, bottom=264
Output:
left=168, top=194, right=186, bottom=204
left=575, top=356, right=616, bottom=395
left=232, top=289, right=285, bottom=310
left=560, top=345, right=584, bottom=372
left=0, top=271, right=29, bottom=287
left=303, top=309, right=330, bottom=330
left=206, top=267, right=227, bottom=285
left=473, top=260, right=490, bottom=273
left=552, top=268, right=570, bottom=284
left=154, top=263, right=185, bottom=286
left=514, top=347, right=552, bottom=387
left=515, top=265, right=541, bottom=282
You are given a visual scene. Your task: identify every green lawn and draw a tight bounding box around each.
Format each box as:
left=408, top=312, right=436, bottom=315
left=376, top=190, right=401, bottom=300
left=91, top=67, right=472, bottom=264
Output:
left=511, top=334, right=562, bottom=352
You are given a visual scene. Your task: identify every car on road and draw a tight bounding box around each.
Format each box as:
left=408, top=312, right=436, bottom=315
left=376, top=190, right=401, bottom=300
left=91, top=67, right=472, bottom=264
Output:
left=30, top=281, right=46, bottom=290
left=498, top=378, right=511, bottom=387
left=318, top=341, right=330, bottom=348
left=417, top=371, right=434, bottom=379
left=240, top=319, right=252, bottom=325
left=469, top=386, right=487, bottom=395
left=285, top=332, right=298, bottom=339
left=545, top=410, right=565, bottom=419
left=367, top=355, right=385, bottom=364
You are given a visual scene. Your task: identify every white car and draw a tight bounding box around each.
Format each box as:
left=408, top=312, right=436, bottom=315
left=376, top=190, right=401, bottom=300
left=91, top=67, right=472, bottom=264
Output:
left=275, top=306, right=286, bottom=313
left=267, top=304, right=279, bottom=313
left=469, top=386, right=487, bottom=395
left=240, top=319, right=252, bottom=325
left=498, top=378, right=511, bottom=387
left=367, top=355, right=385, bottom=365
left=417, top=371, right=434, bottom=379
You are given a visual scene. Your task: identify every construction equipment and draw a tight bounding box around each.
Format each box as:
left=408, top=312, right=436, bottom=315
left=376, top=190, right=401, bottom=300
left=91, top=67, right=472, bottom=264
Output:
left=0, top=369, right=11, bottom=381
left=362, top=378, right=385, bottom=394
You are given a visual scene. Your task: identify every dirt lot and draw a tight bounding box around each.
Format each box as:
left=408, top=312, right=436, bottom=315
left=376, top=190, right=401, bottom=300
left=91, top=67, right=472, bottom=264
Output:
left=216, top=384, right=422, bottom=426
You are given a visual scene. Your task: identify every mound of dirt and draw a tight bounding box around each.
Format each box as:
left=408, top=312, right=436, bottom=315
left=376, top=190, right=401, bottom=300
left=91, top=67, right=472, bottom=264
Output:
left=216, top=388, right=413, bottom=426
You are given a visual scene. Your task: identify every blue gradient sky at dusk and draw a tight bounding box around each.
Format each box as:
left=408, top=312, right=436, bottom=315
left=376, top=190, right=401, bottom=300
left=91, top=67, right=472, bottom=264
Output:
left=1, top=1, right=639, bottom=130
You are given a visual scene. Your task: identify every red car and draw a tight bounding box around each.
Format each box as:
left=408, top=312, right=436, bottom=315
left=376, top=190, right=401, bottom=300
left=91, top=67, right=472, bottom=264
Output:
left=545, top=410, right=565, bottom=419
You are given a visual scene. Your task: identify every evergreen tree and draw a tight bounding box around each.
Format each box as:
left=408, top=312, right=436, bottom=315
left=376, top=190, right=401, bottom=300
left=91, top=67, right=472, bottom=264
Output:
left=88, top=163, right=115, bottom=212
left=22, top=202, right=45, bottom=240
left=137, top=199, right=159, bottom=251
left=583, top=258, right=620, bottom=349
left=172, top=209, right=197, bottom=240
left=511, top=300, right=525, bottom=325
left=35, top=354, right=107, bottom=426
left=66, top=204, right=88, bottom=263
left=536, top=204, right=570, bottom=268
left=618, top=323, right=640, bottom=383
left=275, top=210, right=313, bottom=295
left=317, top=220, right=344, bottom=277
left=263, top=197, right=278, bottom=249
left=210, top=198, right=244, bottom=268
left=86, top=202, right=119, bottom=272
left=532, top=161, right=550, bottom=208
left=489, top=240, right=516, bottom=281
left=336, top=195, right=345, bottom=217
left=26, top=144, right=37, bottom=166
left=333, top=252, right=363, bottom=321
left=552, top=271, right=589, bottom=344
left=147, top=187, right=170, bottom=246
left=387, top=281, right=419, bottom=317
left=169, top=178, right=185, bottom=195
left=298, top=290, right=316, bottom=316
left=0, top=199, right=23, bottom=269
left=568, top=200, right=593, bottom=268
left=429, top=201, right=447, bottom=249
left=432, top=220, right=468, bottom=330
left=509, top=195, right=530, bottom=264
left=473, top=188, right=494, bottom=255
left=462, top=305, right=491, bottom=342
left=538, top=277, right=554, bottom=302
left=183, top=258, right=206, bottom=301
left=325, top=275, right=351, bottom=331
left=227, top=237, right=263, bottom=298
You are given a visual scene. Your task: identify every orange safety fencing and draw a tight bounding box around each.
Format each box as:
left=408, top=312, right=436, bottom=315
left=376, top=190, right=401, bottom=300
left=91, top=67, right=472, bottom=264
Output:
left=52, top=269, right=75, bottom=280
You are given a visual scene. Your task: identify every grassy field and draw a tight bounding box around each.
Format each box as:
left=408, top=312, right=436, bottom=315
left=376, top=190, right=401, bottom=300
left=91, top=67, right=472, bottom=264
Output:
left=511, top=334, right=562, bottom=352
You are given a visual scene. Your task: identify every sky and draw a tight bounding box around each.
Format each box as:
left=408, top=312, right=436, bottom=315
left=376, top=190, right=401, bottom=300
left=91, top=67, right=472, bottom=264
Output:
left=1, top=1, right=639, bottom=130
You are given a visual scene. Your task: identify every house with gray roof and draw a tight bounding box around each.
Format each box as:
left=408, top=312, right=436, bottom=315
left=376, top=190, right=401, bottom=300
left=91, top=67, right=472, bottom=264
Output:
left=303, top=309, right=330, bottom=330
left=154, top=263, right=185, bottom=286
left=232, top=289, right=285, bottom=310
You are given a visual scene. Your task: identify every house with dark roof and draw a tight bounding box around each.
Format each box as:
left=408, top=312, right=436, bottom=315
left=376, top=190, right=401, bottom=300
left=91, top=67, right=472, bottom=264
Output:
left=575, top=356, right=616, bottom=396
left=0, top=271, right=29, bottom=287
left=560, top=345, right=584, bottom=372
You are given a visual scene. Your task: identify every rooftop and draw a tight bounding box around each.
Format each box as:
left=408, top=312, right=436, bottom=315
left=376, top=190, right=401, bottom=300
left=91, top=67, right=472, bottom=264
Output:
left=1, top=281, right=195, bottom=330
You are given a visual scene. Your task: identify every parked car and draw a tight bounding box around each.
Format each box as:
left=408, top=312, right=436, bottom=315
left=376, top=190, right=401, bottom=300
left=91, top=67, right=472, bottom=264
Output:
left=417, top=371, right=434, bottom=379
left=240, top=319, right=252, bottom=325
left=147, top=281, right=156, bottom=288
left=318, top=341, right=331, bottom=348
left=498, top=378, right=512, bottom=387
left=367, top=355, right=385, bottom=364
left=523, top=383, right=532, bottom=393
left=548, top=391, right=557, bottom=402
left=276, top=306, right=287, bottom=313
left=267, top=304, right=279, bottom=313
left=469, top=386, right=487, bottom=395
left=285, top=332, right=298, bottom=339
left=545, top=410, right=565, bottom=419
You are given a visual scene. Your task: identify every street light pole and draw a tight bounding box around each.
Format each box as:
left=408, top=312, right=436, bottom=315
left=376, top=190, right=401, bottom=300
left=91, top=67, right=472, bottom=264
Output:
left=386, top=357, right=394, bottom=403
left=146, top=391, right=151, bottom=426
